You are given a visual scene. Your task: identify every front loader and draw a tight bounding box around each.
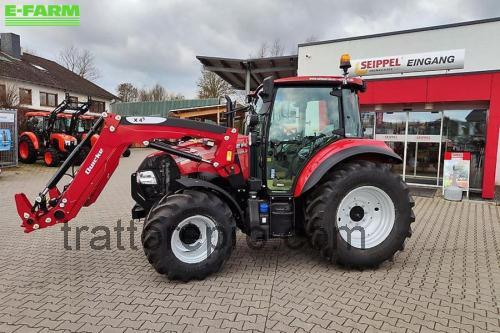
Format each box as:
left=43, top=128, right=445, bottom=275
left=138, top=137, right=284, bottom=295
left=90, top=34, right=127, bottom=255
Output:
left=15, top=54, right=415, bottom=281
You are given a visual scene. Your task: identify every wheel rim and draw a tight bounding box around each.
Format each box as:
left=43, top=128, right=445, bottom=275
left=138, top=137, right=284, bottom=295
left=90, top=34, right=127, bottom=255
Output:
left=44, top=151, right=53, bottom=165
left=19, top=141, right=29, bottom=159
left=336, top=186, right=395, bottom=249
left=171, top=215, right=218, bottom=264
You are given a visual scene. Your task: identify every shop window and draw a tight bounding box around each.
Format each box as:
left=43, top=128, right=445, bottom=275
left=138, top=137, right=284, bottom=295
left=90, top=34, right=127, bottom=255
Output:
left=440, top=109, right=487, bottom=189
left=19, top=88, right=32, bottom=105
left=40, top=92, right=58, bottom=107
left=360, top=112, right=375, bottom=138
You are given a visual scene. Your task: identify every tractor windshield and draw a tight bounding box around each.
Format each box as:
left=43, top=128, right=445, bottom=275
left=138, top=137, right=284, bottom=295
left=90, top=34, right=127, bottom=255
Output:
left=266, top=86, right=343, bottom=191
left=26, top=116, right=45, bottom=132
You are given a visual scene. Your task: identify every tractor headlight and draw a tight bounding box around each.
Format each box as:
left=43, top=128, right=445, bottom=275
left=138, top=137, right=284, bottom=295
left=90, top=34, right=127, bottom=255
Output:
left=136, top=170, right=157, bottom=185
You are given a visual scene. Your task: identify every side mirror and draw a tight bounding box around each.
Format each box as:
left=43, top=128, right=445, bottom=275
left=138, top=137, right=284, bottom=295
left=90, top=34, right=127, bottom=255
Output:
left=261, top=76, right=274, bottom=103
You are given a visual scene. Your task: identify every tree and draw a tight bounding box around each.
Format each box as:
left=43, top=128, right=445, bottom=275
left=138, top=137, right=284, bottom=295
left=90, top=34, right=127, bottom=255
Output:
left=197, top=69, right=234, bottom=99
left=116, top=83, right=138, bottom=102
left=0, top=84, right=19, bottom=108
left=253, top=38, right=286, bottom=58
left=136, top=84, right=184, bottom=102
left=59, top=45, right=100, bottom=80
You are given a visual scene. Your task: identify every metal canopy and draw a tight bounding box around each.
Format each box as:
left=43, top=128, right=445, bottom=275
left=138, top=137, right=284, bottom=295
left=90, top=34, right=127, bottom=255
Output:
left=196, top=55, right=298, bottom=93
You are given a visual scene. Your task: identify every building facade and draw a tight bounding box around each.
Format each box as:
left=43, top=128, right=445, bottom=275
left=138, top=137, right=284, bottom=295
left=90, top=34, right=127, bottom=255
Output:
left=298, top=18, right=500, bottom=199
left=0, top=33, right=116, bottom=119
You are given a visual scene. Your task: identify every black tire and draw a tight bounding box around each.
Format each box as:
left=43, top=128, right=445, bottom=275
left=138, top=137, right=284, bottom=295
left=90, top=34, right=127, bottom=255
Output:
left=44, top=147, right=61, bottom=167
left=73, top=145, right=90, bottom=166
left=305, top=161, right=415, bottom=268
left=18, top=136, right=37, bottom=164
left=141, top=189, right=236, bottom=281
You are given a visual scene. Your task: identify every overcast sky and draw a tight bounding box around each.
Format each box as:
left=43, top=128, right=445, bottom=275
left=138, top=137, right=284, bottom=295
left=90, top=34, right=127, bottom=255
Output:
left=4, top=0, right=500, bottom=98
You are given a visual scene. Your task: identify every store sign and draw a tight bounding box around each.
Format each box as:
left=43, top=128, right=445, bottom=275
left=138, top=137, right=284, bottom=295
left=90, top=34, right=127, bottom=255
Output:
left=352, top=49, right=465, bottom=76
left=442, top=151, right=471, bottom=194
left=375, top=134, right=441, bottom=143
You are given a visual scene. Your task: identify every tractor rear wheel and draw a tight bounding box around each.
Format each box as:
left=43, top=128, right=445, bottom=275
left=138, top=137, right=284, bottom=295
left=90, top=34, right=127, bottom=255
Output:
left=141, top=190, right=235, bottom=281
left=44, top=147, right=61, bottom=167
left=305, top=161, right=415, bottom=268
left=18, top=137, right=37, bottom=164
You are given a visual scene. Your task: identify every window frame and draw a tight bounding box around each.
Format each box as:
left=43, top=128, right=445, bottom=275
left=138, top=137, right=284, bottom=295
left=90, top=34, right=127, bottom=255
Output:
left=19, top=88, right=32, bottom=105
left=91, top=100, right=106, bottom=113
left=40, top=91, right=58, bottom=107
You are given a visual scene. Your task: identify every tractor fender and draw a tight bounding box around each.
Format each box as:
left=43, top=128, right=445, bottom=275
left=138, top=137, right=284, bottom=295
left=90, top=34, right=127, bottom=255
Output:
left=49, top=133, right=76, bottom=152
left=294, top=139, right=402, bottom=196
left=175, top=177, right=243, bottom=222
left=90, top=134, right=99, bottom=147
left=20, top=132, right=39, bottom=150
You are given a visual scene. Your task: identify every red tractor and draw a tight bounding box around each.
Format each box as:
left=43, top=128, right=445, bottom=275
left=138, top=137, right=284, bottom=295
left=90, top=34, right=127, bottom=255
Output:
left=15, top=55, right=414, bottom=281
left=18, top=95, right=95, bottom=166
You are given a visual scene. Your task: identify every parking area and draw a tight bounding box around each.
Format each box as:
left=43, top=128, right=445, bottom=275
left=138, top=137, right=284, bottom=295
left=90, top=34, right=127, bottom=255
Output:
left=0, top=149, right=499, bottom=333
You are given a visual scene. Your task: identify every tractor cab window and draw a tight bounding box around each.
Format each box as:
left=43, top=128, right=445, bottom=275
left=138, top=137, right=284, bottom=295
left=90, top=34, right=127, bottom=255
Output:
left=78, top=119, right=93, bottom=133
left=342, top=89, right=363, bottom=137
left=266, top=86, right=342, bottom=192
left=53, top=118, right=70, bottom=132
left=26, top=116, right=45, bottom=132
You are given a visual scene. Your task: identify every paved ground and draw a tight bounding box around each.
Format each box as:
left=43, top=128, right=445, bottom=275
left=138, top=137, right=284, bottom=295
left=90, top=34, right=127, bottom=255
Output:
left=0, top=149, right=499, bottom=333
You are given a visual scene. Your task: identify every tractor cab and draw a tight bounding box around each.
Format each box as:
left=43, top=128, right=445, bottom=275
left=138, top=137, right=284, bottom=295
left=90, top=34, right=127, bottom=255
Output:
left=247, top=75, right=365, bottom=193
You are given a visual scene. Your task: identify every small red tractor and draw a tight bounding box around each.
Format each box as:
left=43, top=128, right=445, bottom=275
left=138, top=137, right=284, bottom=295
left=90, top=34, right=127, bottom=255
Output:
left=18, top=95, right=96, bottom=166
left=15, top=55, right=414, bottom=281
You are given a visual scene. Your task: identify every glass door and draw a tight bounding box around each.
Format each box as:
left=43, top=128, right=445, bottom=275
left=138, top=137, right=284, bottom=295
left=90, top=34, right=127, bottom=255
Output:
left=374, top=112, right=407, bottom=175
left=404, top=112, right=442, bottom=185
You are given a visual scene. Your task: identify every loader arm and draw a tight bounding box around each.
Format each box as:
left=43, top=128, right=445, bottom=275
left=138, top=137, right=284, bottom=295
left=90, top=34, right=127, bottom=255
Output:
left=15, top=113, right=240, bottom=233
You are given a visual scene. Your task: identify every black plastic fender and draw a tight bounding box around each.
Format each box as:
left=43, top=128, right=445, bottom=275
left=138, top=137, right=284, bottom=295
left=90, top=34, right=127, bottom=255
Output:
left=299, top=146, right=402, bottom=195
left=175, top=177, right=243, bottom=221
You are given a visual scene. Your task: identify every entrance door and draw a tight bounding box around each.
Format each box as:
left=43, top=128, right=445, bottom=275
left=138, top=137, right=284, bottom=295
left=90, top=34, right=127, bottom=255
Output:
left=404, top=112, right=442, bottom=185
left=374, top=112, right=407, bottom=175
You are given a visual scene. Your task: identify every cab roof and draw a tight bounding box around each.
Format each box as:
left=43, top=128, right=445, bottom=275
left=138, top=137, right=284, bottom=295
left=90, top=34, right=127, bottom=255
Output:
left=274, top=76, right=364, bottom=87
left=25, top=111, right=97, bottom=119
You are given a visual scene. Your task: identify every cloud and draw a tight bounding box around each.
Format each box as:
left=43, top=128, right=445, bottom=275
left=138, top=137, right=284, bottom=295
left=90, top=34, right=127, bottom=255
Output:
left=5, top=0, right=500, bottom=97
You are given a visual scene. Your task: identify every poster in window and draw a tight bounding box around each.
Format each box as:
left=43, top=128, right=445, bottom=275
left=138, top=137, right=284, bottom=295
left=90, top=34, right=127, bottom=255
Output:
left=442, top=152, right=471, bottom=196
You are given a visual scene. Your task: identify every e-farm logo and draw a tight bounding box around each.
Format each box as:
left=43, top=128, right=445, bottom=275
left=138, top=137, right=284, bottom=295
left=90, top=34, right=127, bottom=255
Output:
left=4, top=4, right=80, bottom=26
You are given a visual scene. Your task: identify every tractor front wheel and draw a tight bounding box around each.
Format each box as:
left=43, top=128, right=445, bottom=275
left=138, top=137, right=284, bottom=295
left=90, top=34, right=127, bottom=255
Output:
left=305, top=161, right=415, bottom=268
left=141, top=190, right=235, bottom=281
left=18, top=137, right=37, bottom=164
left=44, top=147, right=61, bottom=167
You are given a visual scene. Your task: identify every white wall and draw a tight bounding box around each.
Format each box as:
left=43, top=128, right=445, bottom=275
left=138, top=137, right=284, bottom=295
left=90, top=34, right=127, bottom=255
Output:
left=0, top=78, right=111, bottom=111
left=298, top=20, right=500, bottom=78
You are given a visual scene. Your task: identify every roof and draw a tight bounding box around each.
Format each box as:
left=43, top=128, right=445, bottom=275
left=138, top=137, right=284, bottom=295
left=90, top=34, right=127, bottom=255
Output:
left=196, top=55, right=298, bottom=90
left=299, top=17, right=500, bottom=47
left=111, top=98, right=221, bottom=117
left=274, top=76, right=363, bottom=86
left=0, top=51, right=117, bottom=100
left=25, top=111, right=98, bottom=119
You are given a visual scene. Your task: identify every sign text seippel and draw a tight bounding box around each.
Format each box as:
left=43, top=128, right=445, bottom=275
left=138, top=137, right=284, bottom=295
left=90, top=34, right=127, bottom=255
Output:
left=4, top=4, right=80, bottom=26
left=352, top=49, right=465, bottom=76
